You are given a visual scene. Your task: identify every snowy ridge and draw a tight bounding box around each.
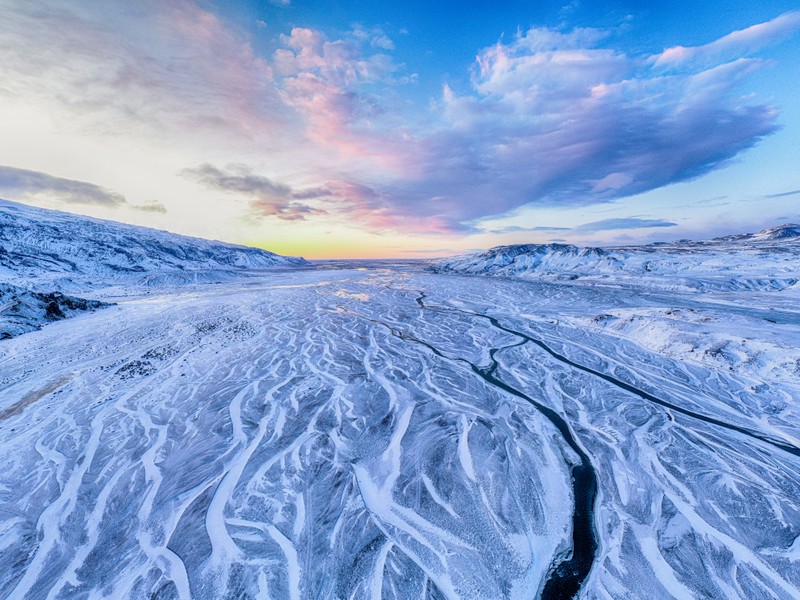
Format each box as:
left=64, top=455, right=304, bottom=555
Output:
left=0, top=198, right=308, bottom=291
left=717, top=223, right=800, bottom=242
left=431, top=225, right=800, bottom=292
left=0, top=198, right=308, bottom=338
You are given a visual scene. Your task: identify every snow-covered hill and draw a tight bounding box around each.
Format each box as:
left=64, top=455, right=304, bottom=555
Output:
left=0, top=283, right=108, bottom=339
left=0, top=198, right=309, bottom=337
left=0, top=198, right=308, bottom=291
left=430, top=225, right=800, bottom=292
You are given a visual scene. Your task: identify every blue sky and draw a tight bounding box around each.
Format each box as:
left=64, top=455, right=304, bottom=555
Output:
left=0, top=1, right=798, bottom=257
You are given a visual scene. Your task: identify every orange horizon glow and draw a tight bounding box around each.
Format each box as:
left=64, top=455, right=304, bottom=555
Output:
left=246, top=236, right=462, bottom=261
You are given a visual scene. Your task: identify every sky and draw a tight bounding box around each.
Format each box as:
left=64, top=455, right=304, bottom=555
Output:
left=1, top=1, right=799, bottom=259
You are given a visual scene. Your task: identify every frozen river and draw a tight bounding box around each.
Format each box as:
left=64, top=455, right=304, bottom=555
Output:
left=2, top=263, right=799, bottom=599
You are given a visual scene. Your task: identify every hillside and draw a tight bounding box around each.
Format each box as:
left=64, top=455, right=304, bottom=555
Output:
left=0, top=199, right=308, bottom=337
left=0, top=199, right=308, bottom=291
left=430, top=225, right=800, bottom=292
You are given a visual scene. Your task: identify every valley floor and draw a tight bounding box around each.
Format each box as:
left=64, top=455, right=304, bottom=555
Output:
left=1, top=264, right=799, bottom=599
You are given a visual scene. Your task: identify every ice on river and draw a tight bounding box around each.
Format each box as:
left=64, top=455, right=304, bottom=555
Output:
left=1, top=265, right=799, bottom=599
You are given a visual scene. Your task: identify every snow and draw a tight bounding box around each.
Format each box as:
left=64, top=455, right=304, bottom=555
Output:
left=1, top=205, right=799, bottom=598
left=0, top=198, right=308, bottom=295
left=431, top=224, right=800, bottom=294
left=0, top=283, right=108, bottom=339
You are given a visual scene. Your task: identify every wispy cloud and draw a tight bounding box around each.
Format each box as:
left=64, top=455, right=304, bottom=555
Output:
left=575, top=217, right=678, bottom=231
left=182, top=164, right=326, bottom=221
left=351, top=25, right=395, bottom=50
left=0, top=166, right=126, bottom=206
left=651, top=10, right=800, bottom=69
left=765, top=188, right=800, bottom=198
left=486, top=225, right=572, bottom=234
left=132, top=202, right=167, bottom=214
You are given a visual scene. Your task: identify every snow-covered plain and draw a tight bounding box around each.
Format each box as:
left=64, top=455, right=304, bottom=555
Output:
left=2, top=207, right=800, bottom=599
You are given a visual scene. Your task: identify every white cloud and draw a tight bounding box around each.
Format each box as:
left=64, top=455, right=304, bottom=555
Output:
left=0, top=1, right=283, bottom=145
left=651, top=10, right=800, bottom=69
left=591, top=173, right=634, bottom=192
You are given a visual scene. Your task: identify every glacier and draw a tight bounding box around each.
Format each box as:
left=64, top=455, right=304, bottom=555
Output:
left=1, top=202, right=799, bottom=599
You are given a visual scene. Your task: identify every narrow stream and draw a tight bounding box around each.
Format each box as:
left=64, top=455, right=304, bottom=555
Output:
left=409, top=287, right=800, bottom=596
left=339, top=289, right=600, bottom=599
left=468, top=305, right=800, bottom=460
left=341, top=280, right=800, bottom=598
left=410, top=292, right=599, bottom=600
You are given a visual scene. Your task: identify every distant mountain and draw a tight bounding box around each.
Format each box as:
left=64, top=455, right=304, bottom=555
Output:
left=430, top=243, right=620, bottom=276
left=430, top=224, right=800, bottom=292
left=0, top=199, right=308, bottom=290
left=748, top=224, right=800, bottom=241
left=710, top=224, right=800, bottom=243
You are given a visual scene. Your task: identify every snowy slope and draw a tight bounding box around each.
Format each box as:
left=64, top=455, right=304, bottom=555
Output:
left=0, top=198, right=309, bottom=337
left=0, top=283, right=108, bottom=339
left=0, top=198, right=308, bottom=291
left=431, top=225, right=800, bottom=292
left=561, top=304, right=800, bottom=387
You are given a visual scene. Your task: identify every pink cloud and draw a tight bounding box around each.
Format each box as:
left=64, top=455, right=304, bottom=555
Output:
left=275, top=27, right=396, bottom=84
left=1, top=0, right=286, bottom=143
left=315, top=179, right=467, bottom=234
left=274, top=28, right=415, bottom=170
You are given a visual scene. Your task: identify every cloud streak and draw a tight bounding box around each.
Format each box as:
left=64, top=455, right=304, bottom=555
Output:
left=765, top=189, right=800, bottom=199
left=651, top=10, right=800, bottom=69
left=0, top=166, right=126, bottom=206
left=132, top=202, right=168, bottom=214
left=182, top=164, right=326, bottom=221
left=486, top=218, right=678, bottom=235
left=486, top=225, right=572, bottom=234
left=575, top=218, right=678, bottom=231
